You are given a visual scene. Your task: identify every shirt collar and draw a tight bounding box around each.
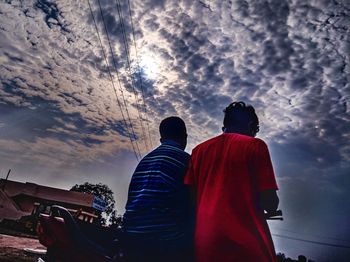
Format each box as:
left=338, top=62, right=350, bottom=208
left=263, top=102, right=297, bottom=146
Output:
left=161, top=139, right=183, bottom=150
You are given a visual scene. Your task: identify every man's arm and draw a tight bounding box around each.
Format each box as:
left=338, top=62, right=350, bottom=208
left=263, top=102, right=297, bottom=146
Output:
left=259, top=189, right=279, bottom=214
left=251, top=139, right=279, bottom=213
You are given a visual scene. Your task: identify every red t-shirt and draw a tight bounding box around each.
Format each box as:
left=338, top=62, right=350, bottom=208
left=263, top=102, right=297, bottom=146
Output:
left=184, top=133, right=278, bottom=262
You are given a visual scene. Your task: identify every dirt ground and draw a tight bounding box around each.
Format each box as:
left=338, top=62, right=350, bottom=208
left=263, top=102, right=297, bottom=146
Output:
left=0, top=234, right=46, bottom=262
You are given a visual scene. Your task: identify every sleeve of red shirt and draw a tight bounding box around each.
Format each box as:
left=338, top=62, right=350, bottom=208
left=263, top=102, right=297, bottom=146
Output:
left=184, top=153, right=196, bottom=186
left=251, top=139, right=278, bottom=192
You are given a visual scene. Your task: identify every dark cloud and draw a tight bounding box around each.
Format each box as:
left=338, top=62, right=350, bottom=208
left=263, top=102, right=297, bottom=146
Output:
left=144, top=16, right=160, bottom=31
left=0, top=78, right=131, bottom=146
left=35, top=0, right=69, bottom=32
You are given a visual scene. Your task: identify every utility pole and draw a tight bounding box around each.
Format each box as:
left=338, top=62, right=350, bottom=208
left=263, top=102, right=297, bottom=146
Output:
left=2, top=169, right=11, bottom=191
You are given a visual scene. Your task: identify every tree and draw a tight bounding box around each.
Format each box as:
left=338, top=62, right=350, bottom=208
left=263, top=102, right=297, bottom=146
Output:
left=70, top=182, right=117, bottom=226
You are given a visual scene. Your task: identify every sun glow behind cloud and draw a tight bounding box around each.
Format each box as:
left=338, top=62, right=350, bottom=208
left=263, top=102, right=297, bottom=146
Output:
left=138, top=51, right=162, bottom=80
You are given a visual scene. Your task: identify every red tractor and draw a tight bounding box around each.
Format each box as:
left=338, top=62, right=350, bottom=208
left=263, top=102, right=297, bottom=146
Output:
left=37, top=205, right=123, bottom=262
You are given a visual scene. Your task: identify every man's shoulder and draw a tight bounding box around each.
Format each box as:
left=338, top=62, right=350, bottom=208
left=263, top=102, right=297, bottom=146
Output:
left=229, top=134, right=268, bottom=148
left=192, top=134, right=223, bottom=152
left=250, top=137, right=268, bottom=147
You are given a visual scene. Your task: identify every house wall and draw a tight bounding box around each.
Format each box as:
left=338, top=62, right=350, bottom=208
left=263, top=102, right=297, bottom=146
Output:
left=0, top=179, right=99, bottom=222
left=0, top=189, right=29, bottom=221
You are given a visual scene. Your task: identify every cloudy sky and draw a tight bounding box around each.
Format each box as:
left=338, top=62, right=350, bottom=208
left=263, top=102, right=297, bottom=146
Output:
left=1, top=0, right=349, bottom=260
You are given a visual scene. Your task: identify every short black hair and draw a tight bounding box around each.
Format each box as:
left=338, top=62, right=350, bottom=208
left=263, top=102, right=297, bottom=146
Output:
left=159, top=116, right=187, bottom=140
left=223, top=101, right=259, bottom=133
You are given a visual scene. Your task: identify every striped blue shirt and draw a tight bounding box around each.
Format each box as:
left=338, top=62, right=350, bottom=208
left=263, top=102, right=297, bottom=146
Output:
left=124, top=140, right=191, bottom=240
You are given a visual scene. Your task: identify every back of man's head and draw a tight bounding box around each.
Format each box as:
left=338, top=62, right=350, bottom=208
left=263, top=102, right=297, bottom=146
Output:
left=159, top=116, right=187, bottom=143
left=223, top=101, right=259, bottom=137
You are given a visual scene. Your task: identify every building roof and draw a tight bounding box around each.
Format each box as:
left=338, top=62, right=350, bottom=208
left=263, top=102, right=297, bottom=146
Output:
left=0, top=189, right=30, bottom=221
left=0, top=179, right=94, bottom=209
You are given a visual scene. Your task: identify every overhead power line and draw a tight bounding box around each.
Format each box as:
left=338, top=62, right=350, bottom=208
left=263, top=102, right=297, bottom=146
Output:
left=272, top=234, right=350, bottom=249
left=271, top=226, right=350, bottom=243
left=115, top=0, right=151, bottom=151
left=95, top=0, right=143, bottom=159
left=87, top=0, right=141, bottom=161
left=126, top=0, right=153, bottom=148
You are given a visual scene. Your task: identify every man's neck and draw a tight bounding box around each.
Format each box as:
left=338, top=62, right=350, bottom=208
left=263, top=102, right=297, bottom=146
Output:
left=161, top=139, right=183, bottom=150
left=224, top=127, right=252, bottom=137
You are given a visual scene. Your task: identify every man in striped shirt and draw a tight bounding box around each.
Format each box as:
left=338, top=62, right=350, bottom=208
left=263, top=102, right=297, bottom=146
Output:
left=123, top=116, right=192, bottom=262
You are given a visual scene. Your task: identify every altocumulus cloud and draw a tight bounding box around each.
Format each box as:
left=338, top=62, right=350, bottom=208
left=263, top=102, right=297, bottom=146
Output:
left=1, top=0, right=350, bottom=260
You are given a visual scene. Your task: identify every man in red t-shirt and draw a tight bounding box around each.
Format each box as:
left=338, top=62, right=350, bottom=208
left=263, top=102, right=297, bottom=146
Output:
left=184, top=101, right=279, bottom=262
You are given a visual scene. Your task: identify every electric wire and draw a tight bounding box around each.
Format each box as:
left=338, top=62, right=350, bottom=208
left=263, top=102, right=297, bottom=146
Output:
left=272, top=234, right=350, bottom=249
left=126, top=0, right=154, bottom=148
left=115, top=0, right=150, bottom=151
left=95, top=0, right=143, bottom=159
left=115, top=0, right=148, bottom=151
left=87, top=0, right=141, bottom=161
left=271, top=226, right=350, bottom=243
